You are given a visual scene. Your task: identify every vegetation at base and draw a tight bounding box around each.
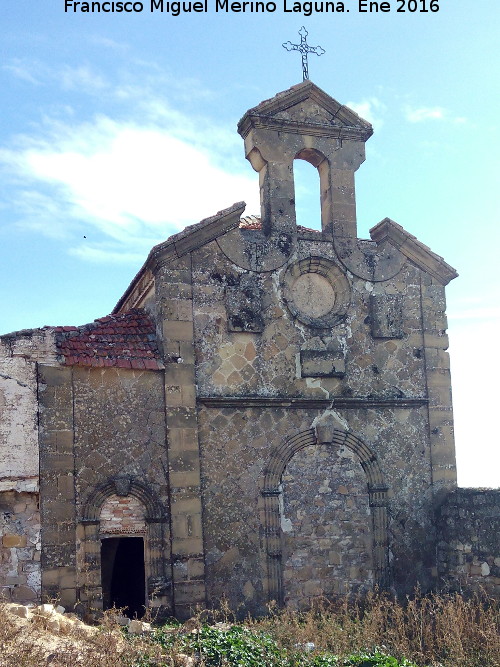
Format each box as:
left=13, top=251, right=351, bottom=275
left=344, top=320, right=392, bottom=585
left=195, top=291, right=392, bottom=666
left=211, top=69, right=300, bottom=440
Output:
left=1, top=590, right=499, bottom=666
left=130, top=589, right=500, bottom=667
left=134, top=623, right=419, bottom=666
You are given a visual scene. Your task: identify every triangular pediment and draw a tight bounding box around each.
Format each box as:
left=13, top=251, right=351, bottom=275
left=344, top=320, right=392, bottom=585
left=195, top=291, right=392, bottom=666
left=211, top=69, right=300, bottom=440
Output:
left=238, top=81, right=372, bottom=140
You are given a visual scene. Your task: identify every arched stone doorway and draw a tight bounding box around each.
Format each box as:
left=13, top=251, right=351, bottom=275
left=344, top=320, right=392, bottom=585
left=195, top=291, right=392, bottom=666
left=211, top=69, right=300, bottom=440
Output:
left=79, top=478, right=171, bottom=617
left=261, top=428, right=389, bottom=606
left=99, top=494, right=147, bottom=618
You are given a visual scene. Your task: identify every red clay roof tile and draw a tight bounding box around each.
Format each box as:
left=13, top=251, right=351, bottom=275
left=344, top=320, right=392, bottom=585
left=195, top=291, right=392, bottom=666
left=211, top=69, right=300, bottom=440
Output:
left=55, top=309, right=163, bottom=370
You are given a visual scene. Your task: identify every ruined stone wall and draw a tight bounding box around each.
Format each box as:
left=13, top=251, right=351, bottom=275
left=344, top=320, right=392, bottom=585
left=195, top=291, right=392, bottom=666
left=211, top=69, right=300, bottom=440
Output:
left=190, top=236, right=450, bottom=610
left=436, top=489, right=500, bottom=596
left=0, top=329, right=57, bottom=486
left=0, top=491, right=40, bottom=603
left=0, top=329, right=57, bottom=604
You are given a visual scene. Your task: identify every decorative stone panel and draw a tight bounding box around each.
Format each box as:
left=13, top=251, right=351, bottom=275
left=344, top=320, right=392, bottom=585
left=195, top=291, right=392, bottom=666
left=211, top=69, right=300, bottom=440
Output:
left=370, top=294, right=404, bottom=339
left=225, top=273, right=264, bottom=333
left=299, top=337, right=346, bottom=378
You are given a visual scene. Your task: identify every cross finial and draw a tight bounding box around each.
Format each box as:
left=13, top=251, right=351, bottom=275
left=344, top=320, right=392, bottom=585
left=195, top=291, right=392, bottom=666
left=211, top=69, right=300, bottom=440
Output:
left=282, top=27, right=325, bottom=81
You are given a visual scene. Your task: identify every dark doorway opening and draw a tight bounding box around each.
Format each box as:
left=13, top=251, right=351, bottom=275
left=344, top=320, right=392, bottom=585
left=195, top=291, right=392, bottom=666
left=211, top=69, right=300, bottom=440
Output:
left=101, top=537, right=146, bottom=619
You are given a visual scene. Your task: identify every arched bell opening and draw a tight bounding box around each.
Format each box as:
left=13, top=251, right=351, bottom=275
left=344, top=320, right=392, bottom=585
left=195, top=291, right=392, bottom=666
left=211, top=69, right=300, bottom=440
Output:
left=294, top=148, right=331, bottom=236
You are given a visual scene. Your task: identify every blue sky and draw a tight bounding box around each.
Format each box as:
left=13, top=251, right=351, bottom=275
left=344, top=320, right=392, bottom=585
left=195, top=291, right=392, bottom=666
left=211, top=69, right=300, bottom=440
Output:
left=1, top=1, right=499, bottom=486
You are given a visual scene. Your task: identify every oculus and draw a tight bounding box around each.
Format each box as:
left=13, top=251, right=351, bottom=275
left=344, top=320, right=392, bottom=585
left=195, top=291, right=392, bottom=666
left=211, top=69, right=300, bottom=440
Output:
left=282, top=257, right=350, bottom=328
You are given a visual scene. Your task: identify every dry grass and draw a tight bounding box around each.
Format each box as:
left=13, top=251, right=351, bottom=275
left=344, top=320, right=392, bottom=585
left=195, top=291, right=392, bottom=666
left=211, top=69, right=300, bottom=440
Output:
left=250, top=589, right=500, bottom=667
left=0, top=590, right=499, bottom=667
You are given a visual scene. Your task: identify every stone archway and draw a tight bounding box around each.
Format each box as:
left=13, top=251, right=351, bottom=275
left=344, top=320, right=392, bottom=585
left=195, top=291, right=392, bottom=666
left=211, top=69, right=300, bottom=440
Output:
left=261, top=429, right=389, bottom=605
left=79, top=477, right=171, bottom=616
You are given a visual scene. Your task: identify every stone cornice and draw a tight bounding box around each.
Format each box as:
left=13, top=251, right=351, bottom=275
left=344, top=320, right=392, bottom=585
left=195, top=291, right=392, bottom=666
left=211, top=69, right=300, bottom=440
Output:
left=114, top=202, right=245, bottom=314
left=198, top=396, right=428, bottom=409
left=238, top=80, right=373, bottom=142
left=238, top=115, right=372, bottom=142
left=370, top=218, right=458, bottom=286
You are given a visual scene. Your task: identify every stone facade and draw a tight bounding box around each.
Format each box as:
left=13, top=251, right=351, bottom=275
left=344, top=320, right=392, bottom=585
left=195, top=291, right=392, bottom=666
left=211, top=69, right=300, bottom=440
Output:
left=1, top=81, right=498, bottom=618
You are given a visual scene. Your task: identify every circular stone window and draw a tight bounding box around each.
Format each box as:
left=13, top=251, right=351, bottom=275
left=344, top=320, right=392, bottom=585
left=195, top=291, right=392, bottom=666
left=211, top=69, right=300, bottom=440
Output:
left=282, top=257, right=351, bottom=328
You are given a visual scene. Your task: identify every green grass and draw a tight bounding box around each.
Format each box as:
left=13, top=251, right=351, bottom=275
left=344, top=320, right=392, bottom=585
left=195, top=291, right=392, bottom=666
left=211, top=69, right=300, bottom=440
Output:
left=132, top=623, right=420, bottom=666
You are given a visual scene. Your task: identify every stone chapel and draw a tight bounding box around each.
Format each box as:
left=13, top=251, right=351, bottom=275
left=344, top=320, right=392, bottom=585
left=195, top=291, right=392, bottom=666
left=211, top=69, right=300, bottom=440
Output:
left=1, top=81, right=499, bottom=619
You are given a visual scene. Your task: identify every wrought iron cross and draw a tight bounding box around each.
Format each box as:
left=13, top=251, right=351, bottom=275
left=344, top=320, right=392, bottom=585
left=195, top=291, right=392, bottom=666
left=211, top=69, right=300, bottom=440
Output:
left=282, top=27, right=325, bottom=81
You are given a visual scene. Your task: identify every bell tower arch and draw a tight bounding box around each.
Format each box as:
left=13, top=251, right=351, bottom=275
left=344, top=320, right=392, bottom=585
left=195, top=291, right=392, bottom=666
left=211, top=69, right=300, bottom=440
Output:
left=237, top=81, right=373, bottom=242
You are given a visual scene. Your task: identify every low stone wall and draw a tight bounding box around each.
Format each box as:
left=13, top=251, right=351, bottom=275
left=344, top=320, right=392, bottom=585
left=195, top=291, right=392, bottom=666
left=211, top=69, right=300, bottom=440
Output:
left=436, top=488, right=500, bottom=596
left=0, top=490, right=41, bottom=603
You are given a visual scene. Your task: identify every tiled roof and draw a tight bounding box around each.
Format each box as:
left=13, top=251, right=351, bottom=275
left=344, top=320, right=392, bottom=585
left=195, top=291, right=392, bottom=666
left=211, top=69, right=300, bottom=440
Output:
left=55, top=309, right=162, bottom=370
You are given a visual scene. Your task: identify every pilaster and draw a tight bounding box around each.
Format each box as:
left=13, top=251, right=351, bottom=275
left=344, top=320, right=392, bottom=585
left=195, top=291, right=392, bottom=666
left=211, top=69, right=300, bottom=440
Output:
left=155, top=253, right=207, bottom=619
left=420, top=276, right=457, bottom=493
left=38, top=364, right=78, bottom=609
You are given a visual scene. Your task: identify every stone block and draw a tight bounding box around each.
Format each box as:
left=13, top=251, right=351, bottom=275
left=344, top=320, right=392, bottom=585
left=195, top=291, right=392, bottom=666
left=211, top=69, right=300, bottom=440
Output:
left=171, top=497, right=203, bottom=515
left=173, top=580, right=206, bottom=604
left=172, top=537, right=204, bottom=556
left=168, top=428, right=200, bottom=452
left=128, top=619, right=152, bottom=634
left=58, top=587, right=77, bottom=608
left=42, top=454, right=74, bottom=472
left=3, top=534, right=27, bottom=548
left=169, top=471, right=201, bottom=489
left=38, top=365, right=71, bottom=388
left=55, top=430, right=74, bottom=454
left=165, top=364, right=195, bottom=386
left=57, top=475, right=75, bottom=499
left=187, top=558, right=205, bottom=580
left=166, top=407, right=197, bottom=429
left=179, top=342, right=196, bottom=365
left=9, top=604, right=30, bottom=618
left=423, top=332, right=449, bottom=350
left=163, top=321, right=194, bottom=342
left=169, top=450, right=201, bottom=473
left=12, top=585, right=37, bottom=603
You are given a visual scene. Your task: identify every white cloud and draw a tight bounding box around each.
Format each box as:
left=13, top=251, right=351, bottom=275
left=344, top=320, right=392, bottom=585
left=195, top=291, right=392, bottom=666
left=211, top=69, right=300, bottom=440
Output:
left=69, top=244, right=147, bottom=264
left=405, top=106, right=467, bottom=124
left=0, top=64, right=260, bottom=261
left=346, top=97, right=386, bottom=130
left=58, top=65, right=108, bottom=93
left=449, top=306, right=500, bottom=322
left=90, top=35, right=129, bottom=52
left=2, top=61, right=40, bottom=85
left=406, top=106, right=445, bottom=122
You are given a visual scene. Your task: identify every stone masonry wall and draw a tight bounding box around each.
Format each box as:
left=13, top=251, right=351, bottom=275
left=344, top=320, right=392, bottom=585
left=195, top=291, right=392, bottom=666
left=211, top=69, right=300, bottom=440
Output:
left=281, top=444, right=373, bottom=609
left=0, top=328, right=57, bottom=605
left=0, top=491, right=40, bottom=603
left=436, top=489, right=500, bottom=596
left=192, top=232, right=445, bottom=611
